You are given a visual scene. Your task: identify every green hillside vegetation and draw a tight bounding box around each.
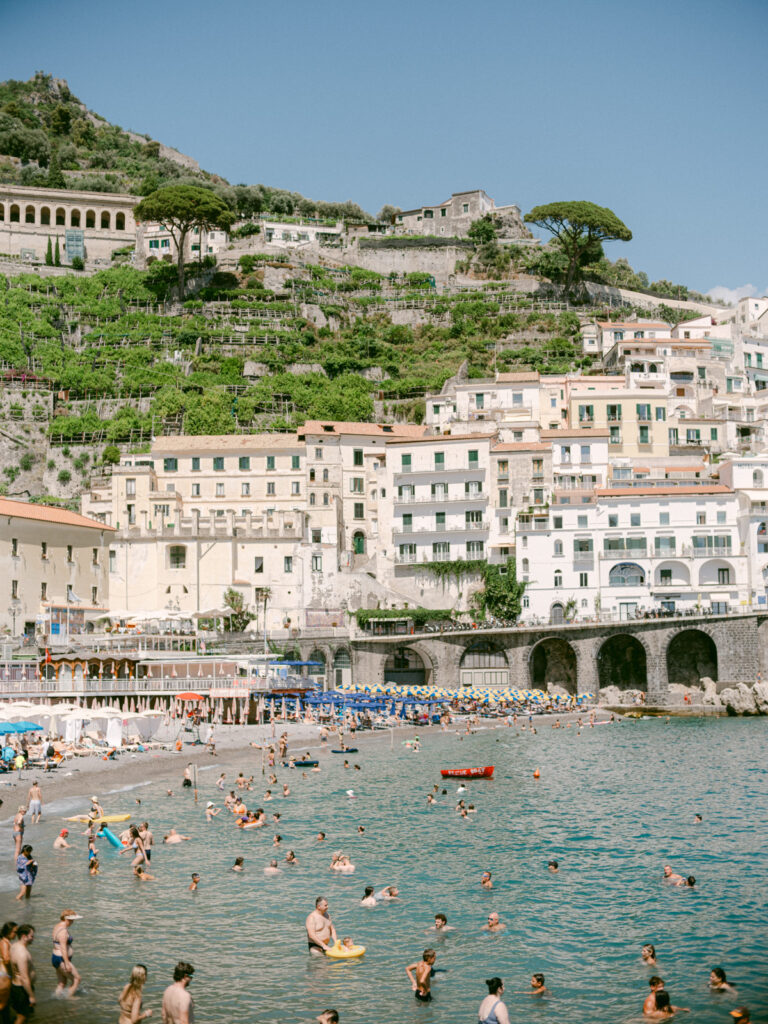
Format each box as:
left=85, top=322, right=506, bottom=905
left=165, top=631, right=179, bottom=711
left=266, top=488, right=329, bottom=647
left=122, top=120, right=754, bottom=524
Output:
left=0, top=261, right=599, bottom=446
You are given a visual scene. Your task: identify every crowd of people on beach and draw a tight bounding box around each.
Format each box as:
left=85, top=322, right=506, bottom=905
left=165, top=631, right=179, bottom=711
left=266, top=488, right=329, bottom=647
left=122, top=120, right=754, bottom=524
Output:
left=0, top=714, right=754, bottom=1023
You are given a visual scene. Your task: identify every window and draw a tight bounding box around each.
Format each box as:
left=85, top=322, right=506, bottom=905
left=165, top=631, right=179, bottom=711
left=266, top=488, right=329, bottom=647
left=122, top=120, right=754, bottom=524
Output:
left=66, top=545, right=73, bottom=562
left=354, top=502, right=364, bottom=519
left=266, top=456, right=275, bottom=471
left=315, top=448, right=323, bottom=460
left=574, top=538, right=593, bottom=554
left=127, top=504, right=135, bottom=525
left=192, top=482, right=201, bottom=497
left=580, top=445, right=591, bottom=463
left=717, top=567, right=730, bottom=585
left=466, top=510, right=483, bottom=527
left=309, top=492, right=316, bottom=505
left=254, top=557, right=263, bottom=573
left=656, top=407, right=666, bottom=421
left=267, top=482, right=275, bottom=495
left=512, top=392, right=523, bottom=407
left=610, top=425, right=622, bottom=445
left=468, top=450, right=479, bottom=468
left=532, top=488, right=545, bottom=505
left=499, top=488, right=508, bottom=508
left=346, top=477, right=363, bottom=494
left=284, top=556, right=293, bottom=573
left=553, top=516, right=563, bottom=529
left=604, top=536, right=646, bottom=553
left=609, top=514, right=618, bottom=527
left=322, top=469, right=329, bottom=483
left=465, top=481, right=482, bottom=497
left=309, top=468, right=315, bottom=483
left=462, top=203, right=469, bottom=213
left=696, top=512, right=706, bottom=525
left=169, top=545, right=186, bottom=569
left=433, top=542, right=450, bottom=559
left=561, top=446, right=571, bottom=463
left=577, top=515, right=588, bottom=528
left=475, top=393, right=485, bottom=410
left=163, top=458, right=177, bottom=472
left=532, top=458, right=543, bottom=477
left=323, top=493, right=329, bottom=506
left=191, top=457, right=200, bottom=472
left=578, top=404, right=594, bottom=422
left=655, top=536, right=676, bottom=553
left=434, top=451, right=445, bottom=469
left=312, top=555, right=323, bottom=573
left=630, top=513, right=641, bottom=527
left=241, top=482, right=250, bottom=497
left=607, top=404, right=622, bottom=422
left=213, top=457, right=224, bottom=471
left=554, top=540, right=563, bottom=556
left=579, top=573, right=589, bottom=587
left=710, top=428, right=718, bottom=441
left=554, top=571, right=563, bottom=588
left=349, top=449, right=363, bottom=469
left=431, top=482, right=448, bottom=499
left=716, top=511, right=726, bottom=525
left=433, top=405, right=441, bottom=416
left=41, top=582, right=47, bottom=601
left=216, top=483, right=224, bottom=497
left=109, top=550, right=116, bottom=573
left=91, top=547, right=99, bottom=567
left=292, top=481, right=300, bottom=495
left=497, top=460, right=508, bottom=477
left=239, top=457, right=250, bottom=471
left=310, top=529, right=322, bottom=544
left=292, top=455, right=300, bottom=470
left=436, top=511, right=446, bottom=528
left=638, top=425, right=650, bottom=445
left=659, top=512, right=670, bottom=525
left=466, top=540, right=484, bottom=558
left=609, top=563, right=646, bottom=586
left=91, top=586, right=98, bottom=604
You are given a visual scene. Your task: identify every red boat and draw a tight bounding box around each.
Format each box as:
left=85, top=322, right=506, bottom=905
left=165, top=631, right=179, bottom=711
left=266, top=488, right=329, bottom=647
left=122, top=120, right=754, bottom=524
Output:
left=440, top=766, right=494, bottom=779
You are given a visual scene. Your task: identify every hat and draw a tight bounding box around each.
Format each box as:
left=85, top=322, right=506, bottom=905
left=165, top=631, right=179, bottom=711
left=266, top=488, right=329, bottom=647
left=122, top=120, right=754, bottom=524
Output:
left=730, top=1011, right=750, bottom=1022
left=60, top=829, right=68, bottom=836
left=206, top=802, right=214, bottom=808
left=91, top=795, right=98, bottom=802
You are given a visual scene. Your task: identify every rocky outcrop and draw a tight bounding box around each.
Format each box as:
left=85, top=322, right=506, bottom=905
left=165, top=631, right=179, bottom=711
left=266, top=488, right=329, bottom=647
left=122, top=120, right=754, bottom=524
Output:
left=598, top=686, right=645, bottom=706
left=753, top=681, right=768, bottom=714
left=701, top=677, right=721, bottom=707
left=668, top=683, right=704, bottom=705
left=719, top=684, right=758, bottom=716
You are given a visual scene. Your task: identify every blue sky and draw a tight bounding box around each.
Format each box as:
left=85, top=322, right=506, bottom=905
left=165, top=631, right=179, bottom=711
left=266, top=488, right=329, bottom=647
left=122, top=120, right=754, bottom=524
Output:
left=6, top=0, right=766, bottom=298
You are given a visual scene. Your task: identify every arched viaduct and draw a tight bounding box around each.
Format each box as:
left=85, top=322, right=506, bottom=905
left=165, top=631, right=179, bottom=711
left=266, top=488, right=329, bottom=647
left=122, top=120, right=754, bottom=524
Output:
left=295, top=612, right=768, bottom=703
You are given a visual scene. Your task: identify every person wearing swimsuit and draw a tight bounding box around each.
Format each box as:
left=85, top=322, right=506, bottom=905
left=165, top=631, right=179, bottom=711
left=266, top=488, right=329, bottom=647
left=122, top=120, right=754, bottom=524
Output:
left=118, top=963, right=151, bottom=1023
left=12, top=808, right=25, bottom=859
left=52, top=911, right=81, bottom=997
left=478, top=977, right=510, bottom=1024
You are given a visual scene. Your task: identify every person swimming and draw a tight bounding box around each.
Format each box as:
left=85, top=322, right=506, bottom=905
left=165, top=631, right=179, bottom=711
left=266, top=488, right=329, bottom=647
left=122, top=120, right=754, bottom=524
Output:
left=709, top=968, right=737, bottom=993
left=642, top=944, right=657, bottom=965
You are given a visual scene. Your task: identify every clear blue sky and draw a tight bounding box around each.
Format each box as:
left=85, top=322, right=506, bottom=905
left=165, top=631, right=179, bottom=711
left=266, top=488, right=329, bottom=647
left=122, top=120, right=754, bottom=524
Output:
left=6, top=0, right=766, bottom=298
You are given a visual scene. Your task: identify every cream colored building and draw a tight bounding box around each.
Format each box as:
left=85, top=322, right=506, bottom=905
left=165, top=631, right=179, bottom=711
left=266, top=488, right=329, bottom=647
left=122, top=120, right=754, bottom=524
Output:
left=565, top=382, right=669, bottom=459
left=0, top=498, right=112, bottom=639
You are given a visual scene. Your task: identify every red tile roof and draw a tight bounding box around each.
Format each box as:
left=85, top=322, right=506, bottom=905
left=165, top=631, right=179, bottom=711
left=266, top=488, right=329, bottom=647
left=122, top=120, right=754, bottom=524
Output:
left=0, top=498, right=114, bottom=531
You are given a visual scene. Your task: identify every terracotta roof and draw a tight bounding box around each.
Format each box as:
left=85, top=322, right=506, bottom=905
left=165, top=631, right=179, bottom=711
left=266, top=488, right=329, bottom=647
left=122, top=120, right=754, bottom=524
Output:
left=153, top=434, right=302, bottom=452
left=494, top=372, right=540, bottom=383
left=492, top=442, right=550, bottom=452
left=385, top=432, right=495, bottom=446
left=0, top=498, right=114, bottom=531
left=665, top=464, right=705, bottom=472
left=541, top=428, right=611, bottom=439
left=300, top=421, right=427, bottom=439
left=596, top=485, right=730, bottom=497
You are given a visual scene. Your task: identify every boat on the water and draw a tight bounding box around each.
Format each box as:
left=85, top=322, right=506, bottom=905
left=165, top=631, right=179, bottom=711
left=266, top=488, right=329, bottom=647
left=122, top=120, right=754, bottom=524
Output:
left=440, top=766, right=494, bottom=779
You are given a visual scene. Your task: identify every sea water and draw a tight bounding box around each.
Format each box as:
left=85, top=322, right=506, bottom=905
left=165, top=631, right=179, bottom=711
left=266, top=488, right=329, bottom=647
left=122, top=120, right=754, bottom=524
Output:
left=0, top=717, right=765, bottom=1024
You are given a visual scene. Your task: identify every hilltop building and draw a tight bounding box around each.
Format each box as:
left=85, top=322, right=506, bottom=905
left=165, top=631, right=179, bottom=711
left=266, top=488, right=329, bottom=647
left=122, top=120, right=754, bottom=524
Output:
left=394, top=189, right=529, bottom=240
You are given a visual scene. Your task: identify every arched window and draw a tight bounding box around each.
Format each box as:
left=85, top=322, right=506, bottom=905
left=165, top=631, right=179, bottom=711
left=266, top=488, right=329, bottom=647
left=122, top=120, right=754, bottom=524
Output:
left=25, top=205, right=35, bottom=224
left=309, top=469, right=315, bottom=482
left=0, top=203, right=4, bottom=221
left=554, top=540, right=563, bottom=556
left=609, top=562, right=645, bottom=587
left=309, top=492, right=316, bottom=506
left=115, top=212, right=125, bottom=230
left=169, top=545, right=186, bottom=569
left=554, top=570, right=562, bottom=588
left=307, top=650, right=326, bottom=676
left=10, top=205, right=20, bottom=223
left=55, top=207, right=66, bottom=226
left=40, top=207, right=50, bottom=225
left=323, top=493, right=329, bottom=505
left=753, top=469, right=763, bottom=487
left=85, top=210, right=96, bottom=229
left=70, top=209, right=81, bottom=227
left=323, top=469, right=329, bottom=482
left=101, top=211, right=110, bottom=229
left=522, top=558, right=529, bottom=573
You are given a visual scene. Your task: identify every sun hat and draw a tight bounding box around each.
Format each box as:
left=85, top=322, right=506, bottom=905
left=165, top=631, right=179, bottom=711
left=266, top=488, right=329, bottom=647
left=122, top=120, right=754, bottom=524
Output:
left=206, top=802, right=214, bottom=808
left=59, top=829, right=68, bottom=836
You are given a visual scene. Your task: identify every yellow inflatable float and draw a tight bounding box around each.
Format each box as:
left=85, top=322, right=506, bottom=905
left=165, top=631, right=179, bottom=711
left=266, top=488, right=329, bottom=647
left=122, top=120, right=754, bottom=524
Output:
left=65, top=814, right=131, bottom=824
left=325, top=940, right=366, bottom=959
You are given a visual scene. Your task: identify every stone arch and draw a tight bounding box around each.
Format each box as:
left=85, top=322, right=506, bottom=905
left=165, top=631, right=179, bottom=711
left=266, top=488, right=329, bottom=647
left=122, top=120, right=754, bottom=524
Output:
left=459, top=640, right=508, bottom=687
left=332, top=647, right=352, bottom=688
left=307, top=648, right=326, bottom=679
left=116, top=211, right=126, bottom=230
left=70, top=209, right=81, bottom=227
left=100, top=211, right=111, bottom=229
left=597, top=634, right=648, bottom=691
left=85, top=209, right=96, bottom=229
left=609, top=562, right=646, bottom=586
left=666, top=628, right=717, bottom=686
left=55, top=207, right=66, bottom=226
left=10, top=204, right=20, bottom=223
left=40, top=206, right=50, bottom=226
left=653, top=560, right=690, bottom=587
left=384, top=647, right=431, bottom=686
left=529, top=636, right=577, bottom=694
left=24, top=205, right=35, bottom=224
left=698, top=558, right=734, bottom=588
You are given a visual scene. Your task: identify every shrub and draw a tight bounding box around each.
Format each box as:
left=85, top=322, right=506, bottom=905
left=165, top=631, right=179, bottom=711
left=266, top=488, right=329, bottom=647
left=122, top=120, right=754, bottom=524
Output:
left=57, top=469, right=71, bottom=485
left=19, top=453, right=34, bottom=472
left=102, top=445, right=120, bottom=465
left=70, top=256, right=85, bottom=271
left=46, top=459, right=55, bottom=470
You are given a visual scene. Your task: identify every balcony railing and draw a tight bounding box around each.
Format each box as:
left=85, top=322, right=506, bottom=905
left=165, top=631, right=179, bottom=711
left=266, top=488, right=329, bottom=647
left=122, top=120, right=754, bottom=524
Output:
left=393, top=521, right=489, bottom=537
left=393, top=493, right=487, bottom=505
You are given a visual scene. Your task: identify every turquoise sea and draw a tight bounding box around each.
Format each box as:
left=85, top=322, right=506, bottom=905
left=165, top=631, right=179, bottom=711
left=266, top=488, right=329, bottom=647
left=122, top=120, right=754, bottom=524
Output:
left=0, top=716, right=765, bottom=1023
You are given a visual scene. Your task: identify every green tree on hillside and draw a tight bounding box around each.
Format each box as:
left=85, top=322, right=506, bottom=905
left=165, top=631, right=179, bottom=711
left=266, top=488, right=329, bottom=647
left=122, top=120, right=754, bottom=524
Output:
left=134, top=185, right=234, bottom=294
left=524, top=201, right=632, bottom=295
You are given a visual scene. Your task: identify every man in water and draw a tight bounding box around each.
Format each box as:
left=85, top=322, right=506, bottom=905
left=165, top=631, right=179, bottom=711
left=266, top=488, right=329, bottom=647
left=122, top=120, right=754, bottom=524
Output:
left=26, top=782, right=42, bottom=825
left=162, top=961, right=194, bottom=1024
left=163, top=829, right=191, bottom=844
left=316, top=1011, right=338, bottom=1024
left=264, top=860, right=282, bottom=876
left=306, top=897, right=336, bottom=955
left=53, top=829, right=70, bottom=850
left=182, top=764, right=193, bottom=790
left=360, top=887, right=376, bottom=908
left=431, top=913, right=453, bottom=933
left=662, top=865, right=694, bottom=886
left=643, top=977, right=665, bottom=1015
left=483, top=913, right=506, bottom=933
left=188, top=873, right=200, bottom=891
left=481, top=871, right=493, bottom=889
left=405, top=948, right=436, bottom=1002
left=9, top=924, right=35, bottom=1023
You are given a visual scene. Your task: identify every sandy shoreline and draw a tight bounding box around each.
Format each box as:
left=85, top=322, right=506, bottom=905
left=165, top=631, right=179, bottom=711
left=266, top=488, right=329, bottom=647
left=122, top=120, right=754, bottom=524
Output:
left=0, top=708, right=617, bottom=819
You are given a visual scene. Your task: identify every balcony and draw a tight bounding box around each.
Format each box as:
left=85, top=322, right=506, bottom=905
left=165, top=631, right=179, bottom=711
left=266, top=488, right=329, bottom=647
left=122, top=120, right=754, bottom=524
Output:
left=393, top=521, right=490, bottom=538
left=393, top=492, right=487, bottom=506
left=517, top=517, right=550, bottom=532
left=608, top=434, right=622, bottom=445
left=394, top=467, right=486, bottom=481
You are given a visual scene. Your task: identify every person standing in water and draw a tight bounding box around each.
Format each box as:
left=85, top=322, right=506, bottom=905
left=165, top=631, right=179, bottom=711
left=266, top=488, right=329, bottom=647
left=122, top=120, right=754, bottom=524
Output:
left=9, top=925, right=35, bottom=1023
left=161, top=961, right=194, bottom=1024
left=26, top=783, right=42, bottom=825
left=478, top=977, right=510, bottom=1023
left=51, top=910, right=81, bottom=997
left=306, top=898, right=336, bottom=955
left=405, top=949, right=436, bottom=1002
left=118, top=963, right=152, bottom=1023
